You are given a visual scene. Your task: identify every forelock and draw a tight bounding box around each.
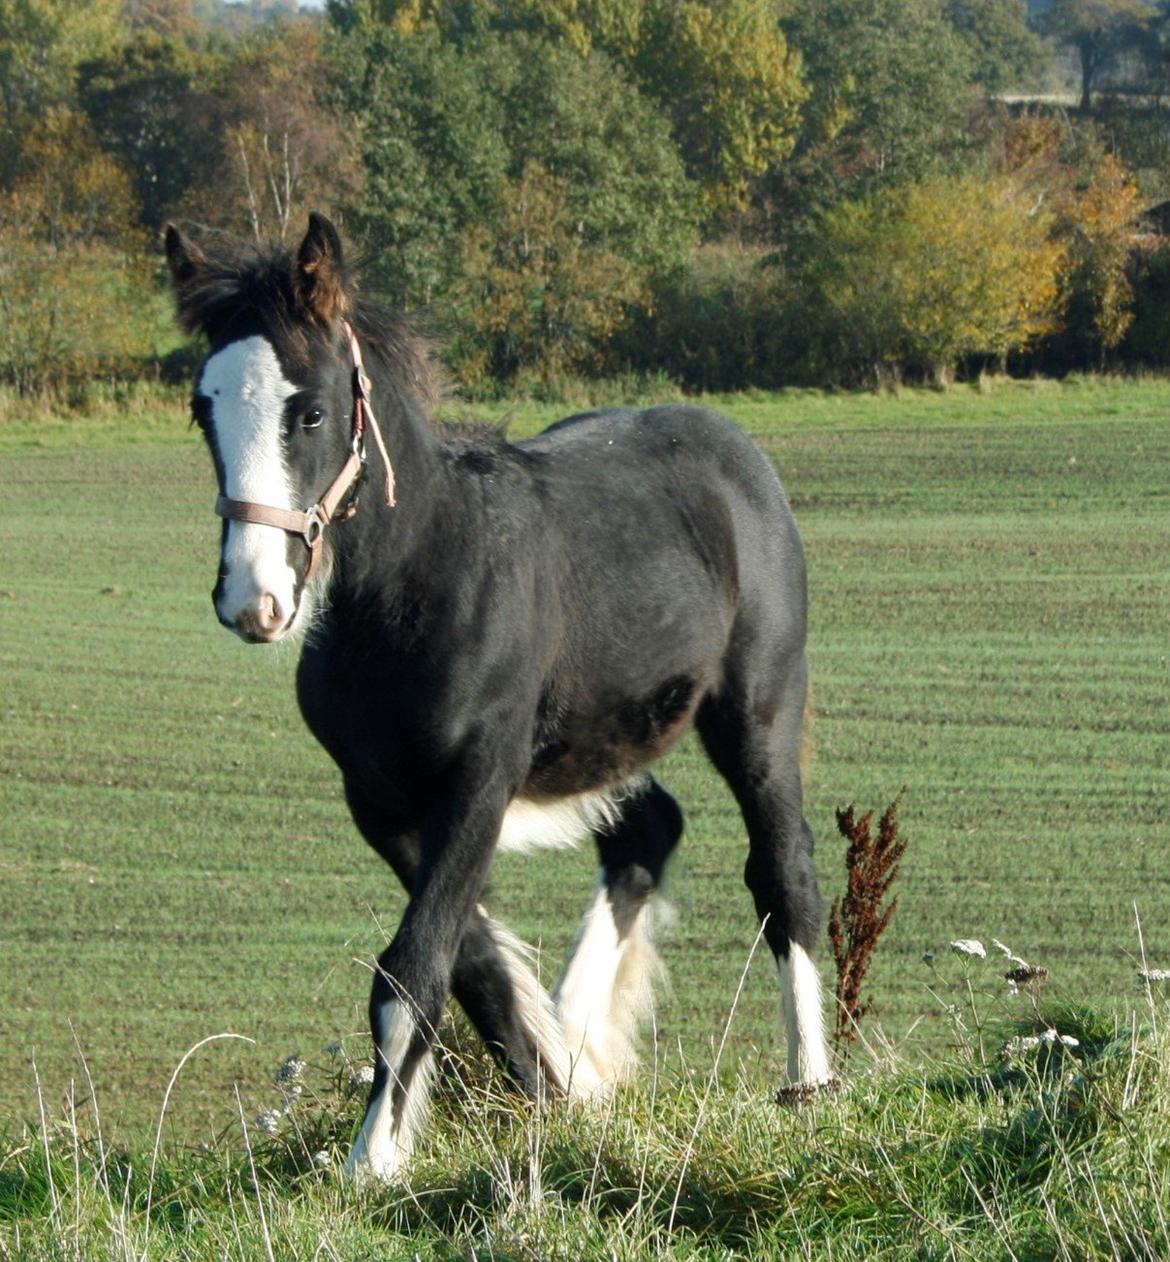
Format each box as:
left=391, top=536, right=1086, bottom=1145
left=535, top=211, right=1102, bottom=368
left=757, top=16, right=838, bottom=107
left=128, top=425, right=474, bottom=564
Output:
left=173, top=245, right=337, bottom=364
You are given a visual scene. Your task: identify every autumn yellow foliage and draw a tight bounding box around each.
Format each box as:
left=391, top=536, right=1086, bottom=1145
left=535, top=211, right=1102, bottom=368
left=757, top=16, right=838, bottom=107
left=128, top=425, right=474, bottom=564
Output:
left=996, top=112, right=1142, bottom=356
left=808, top=172, right=1067, bottom=383
left=1061, top=153, right=1141, bottom=353
left=0, top=109, right=153, bottom=394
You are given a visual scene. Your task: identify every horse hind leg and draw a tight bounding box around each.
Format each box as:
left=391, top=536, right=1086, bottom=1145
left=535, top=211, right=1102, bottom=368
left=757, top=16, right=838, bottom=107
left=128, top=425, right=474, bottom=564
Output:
left=697, top=654, right=834, bottom=1088
left=553, top=777, right=682, bottom=1094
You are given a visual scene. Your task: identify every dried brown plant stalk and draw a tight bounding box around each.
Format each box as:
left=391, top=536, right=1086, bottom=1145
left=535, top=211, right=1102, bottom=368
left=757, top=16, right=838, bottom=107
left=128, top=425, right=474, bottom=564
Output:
left=828, top=792, right=908, bottom=1057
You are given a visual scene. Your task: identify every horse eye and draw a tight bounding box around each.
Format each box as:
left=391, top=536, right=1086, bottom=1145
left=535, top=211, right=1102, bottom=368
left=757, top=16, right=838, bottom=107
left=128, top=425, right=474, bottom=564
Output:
left=302, top=408, right=325, bottom=430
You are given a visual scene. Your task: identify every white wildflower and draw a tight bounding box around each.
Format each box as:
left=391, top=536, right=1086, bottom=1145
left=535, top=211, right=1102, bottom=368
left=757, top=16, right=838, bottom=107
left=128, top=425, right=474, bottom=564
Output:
left=275, top=1056, right=307, bottom=1086
left=351, top=1064, right=375, bottom=1087
left=949, top=939, right=986, bottom=959
left=313, top=1149, right=331, bottom=1168
left=281, top=1083, right=303, bottom=1110
left=1001, top=1035, right=1042, bottom=1058
left=255, top=1109, right=282, bottom=1135
left=1139, top=969, right=1170, bottom=983
left=1037, top=1028, right=1079, bottom=1048
left=1001, top=1026, right=1080, bottom=1061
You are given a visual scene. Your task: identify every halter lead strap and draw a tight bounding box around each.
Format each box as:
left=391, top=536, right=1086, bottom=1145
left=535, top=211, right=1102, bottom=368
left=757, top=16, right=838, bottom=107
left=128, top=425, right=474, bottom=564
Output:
left=214, top=321, right=395, bottom=583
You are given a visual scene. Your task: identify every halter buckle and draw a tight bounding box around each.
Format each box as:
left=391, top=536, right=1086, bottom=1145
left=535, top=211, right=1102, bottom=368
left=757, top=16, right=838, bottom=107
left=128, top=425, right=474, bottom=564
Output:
left=304, top=504, right=325, bottom=547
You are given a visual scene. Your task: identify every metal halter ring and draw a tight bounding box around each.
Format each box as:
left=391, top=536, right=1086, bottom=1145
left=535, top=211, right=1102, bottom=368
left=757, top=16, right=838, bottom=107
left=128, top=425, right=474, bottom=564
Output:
left=303, top=506, right=325, bottom=547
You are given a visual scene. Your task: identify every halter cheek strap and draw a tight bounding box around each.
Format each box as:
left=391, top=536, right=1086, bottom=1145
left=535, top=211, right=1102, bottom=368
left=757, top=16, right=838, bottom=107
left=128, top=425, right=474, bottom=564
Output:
left=349, top=323, right=396, bottom=510
left=214, top=321, right=395, bottom=583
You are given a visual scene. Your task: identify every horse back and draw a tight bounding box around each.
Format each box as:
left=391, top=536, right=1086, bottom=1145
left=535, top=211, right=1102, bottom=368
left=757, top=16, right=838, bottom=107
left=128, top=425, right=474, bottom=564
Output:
left=512, top=404, right=807, bottom=794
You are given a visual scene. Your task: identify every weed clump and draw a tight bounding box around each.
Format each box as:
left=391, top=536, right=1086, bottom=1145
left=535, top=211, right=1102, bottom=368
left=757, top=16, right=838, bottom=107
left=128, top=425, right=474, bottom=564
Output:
left=828, top=792, right=908, bottom=1059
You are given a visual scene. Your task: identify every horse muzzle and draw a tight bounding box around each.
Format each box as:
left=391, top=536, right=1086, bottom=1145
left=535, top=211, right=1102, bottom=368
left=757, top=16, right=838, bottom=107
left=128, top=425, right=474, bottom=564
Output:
left=215, top=587, right=295, bottom=644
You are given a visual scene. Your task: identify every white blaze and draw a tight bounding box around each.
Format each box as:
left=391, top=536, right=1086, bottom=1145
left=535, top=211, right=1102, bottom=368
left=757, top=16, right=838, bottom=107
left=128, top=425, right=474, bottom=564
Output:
left=199, top=336, right=299, bottom=632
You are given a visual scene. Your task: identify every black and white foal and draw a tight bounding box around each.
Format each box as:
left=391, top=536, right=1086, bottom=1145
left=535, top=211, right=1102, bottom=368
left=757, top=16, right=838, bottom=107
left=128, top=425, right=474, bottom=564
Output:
left=165, top=214, right=833, bottom=1181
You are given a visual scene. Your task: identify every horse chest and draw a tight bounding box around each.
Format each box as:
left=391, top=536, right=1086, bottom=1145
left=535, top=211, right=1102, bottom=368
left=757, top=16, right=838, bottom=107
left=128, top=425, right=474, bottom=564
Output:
left=295, top=640, right=463, bottom=793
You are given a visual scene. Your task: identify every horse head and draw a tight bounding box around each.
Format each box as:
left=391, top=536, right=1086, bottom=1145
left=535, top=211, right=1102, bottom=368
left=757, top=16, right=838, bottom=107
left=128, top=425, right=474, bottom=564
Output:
left=165, top=213, right=369, bottom=643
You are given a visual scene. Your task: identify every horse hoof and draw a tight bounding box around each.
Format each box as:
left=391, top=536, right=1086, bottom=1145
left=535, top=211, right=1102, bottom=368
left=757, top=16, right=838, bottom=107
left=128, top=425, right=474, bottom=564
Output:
left=775, top=1076, right=843, bottom=1106
left=342, top=1140, right=402, bottom=1187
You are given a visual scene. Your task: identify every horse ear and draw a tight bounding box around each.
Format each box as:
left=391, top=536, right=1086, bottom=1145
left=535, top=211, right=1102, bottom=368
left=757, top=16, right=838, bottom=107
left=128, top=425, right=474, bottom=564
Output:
left=163, top=224, right=205, bottom=287
left=296, top=211, right=351, bottom=323
left=164, top=224, right=211, bottom=334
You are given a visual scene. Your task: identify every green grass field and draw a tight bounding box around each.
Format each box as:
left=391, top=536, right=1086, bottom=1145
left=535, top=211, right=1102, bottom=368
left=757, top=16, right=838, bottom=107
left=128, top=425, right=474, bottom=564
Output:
left=2, top=376, right=1169, bottom=1161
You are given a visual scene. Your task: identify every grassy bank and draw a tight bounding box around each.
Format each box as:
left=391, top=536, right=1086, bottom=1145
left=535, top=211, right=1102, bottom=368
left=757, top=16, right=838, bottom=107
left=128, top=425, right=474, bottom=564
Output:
left=3, top=992, right=1169, bottom=1259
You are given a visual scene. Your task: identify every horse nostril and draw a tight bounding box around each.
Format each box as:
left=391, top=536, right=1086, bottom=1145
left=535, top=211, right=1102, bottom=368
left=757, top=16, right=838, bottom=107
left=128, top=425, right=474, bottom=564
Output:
left=258, top=593, right=285, bottom=631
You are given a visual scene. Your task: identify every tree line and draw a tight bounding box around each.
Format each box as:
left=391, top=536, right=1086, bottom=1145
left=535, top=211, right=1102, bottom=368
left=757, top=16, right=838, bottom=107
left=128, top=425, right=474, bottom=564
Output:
left=4, top=0, right=1170, bottom=398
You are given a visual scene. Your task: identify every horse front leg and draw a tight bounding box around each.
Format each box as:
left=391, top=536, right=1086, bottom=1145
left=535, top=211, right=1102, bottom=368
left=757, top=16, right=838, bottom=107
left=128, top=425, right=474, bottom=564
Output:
left=344, top=771, right=508, bottom=1183
left=345, top=779, right=573, bottom=1102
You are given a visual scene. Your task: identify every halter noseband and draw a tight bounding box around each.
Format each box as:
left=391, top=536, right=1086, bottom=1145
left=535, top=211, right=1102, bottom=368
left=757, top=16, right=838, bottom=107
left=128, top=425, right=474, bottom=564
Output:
left=214, top=321, right=396, bottom=583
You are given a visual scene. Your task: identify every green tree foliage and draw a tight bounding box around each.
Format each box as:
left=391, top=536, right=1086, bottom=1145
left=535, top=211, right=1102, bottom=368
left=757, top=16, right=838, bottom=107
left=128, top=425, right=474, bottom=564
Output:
left=494, top=34, right=697, bottom=274
left=634, top=0, right=807, bottom=217
left=800, top=172, right=1065, bottom=383
left=334, top=27, right=512, bottom=307
left=1035, top=0, right=1155, bottom=110
left=495, top=0, right=644, bottom=54
left=775, top=0, right=976, bottom=232
left=517, top=0, right=807, bottom=220
left=629, top=242, right=793, bottom=391
left=944, top=0, right=1044, bottom=89
left=1118, top=242, right=1170, bottom=366
left=337, top=0, right=805, bottom=224
left=452, top=160, right=647, bottom=388
left=0, top=0, right=123, bottom=182
left=76, top=33, right=210, bottom=231
left=336, top=26, right=695, bottom=326
left=326, top=0, right=484, bottom=38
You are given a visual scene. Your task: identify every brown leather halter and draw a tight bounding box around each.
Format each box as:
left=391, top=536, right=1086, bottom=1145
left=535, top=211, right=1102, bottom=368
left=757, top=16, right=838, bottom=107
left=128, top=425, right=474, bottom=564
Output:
left=214, top=322, right=396, bottom=583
